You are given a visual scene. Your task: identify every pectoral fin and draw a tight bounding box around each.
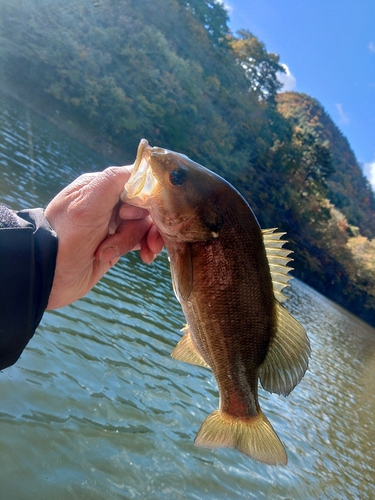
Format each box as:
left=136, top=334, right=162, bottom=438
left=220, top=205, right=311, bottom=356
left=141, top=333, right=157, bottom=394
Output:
left=171, top=325, right=210, bottom=368
left=259, top=302, right=311, bottom=396
left=171, top=244, right=194, bottom=301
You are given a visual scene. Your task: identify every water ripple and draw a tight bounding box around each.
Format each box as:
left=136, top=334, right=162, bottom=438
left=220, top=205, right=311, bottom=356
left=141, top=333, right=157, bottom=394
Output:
left=1, top=92, right=375, bottom=499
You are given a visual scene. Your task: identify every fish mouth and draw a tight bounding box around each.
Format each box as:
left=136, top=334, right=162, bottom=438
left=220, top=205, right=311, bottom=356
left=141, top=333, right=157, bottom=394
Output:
left=122, top=139, right=158, bottom=203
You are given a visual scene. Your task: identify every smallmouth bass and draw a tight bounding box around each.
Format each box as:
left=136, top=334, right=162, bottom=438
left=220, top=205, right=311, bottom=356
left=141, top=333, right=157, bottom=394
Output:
left=121, top=139, right=310, bottom=466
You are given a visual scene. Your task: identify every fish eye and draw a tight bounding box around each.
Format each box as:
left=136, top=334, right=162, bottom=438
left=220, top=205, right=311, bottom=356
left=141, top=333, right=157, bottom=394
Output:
left=169, top=168, right=187, bottom=186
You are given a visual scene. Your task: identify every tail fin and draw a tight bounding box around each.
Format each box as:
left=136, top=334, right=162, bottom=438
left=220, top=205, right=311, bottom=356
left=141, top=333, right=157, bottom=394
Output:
left=194, top=409, right=287, bottom=466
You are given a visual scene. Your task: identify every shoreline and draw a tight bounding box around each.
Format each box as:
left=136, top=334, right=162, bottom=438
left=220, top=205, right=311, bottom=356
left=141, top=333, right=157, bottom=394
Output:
left=0, top=80, right=131, bottom=165
left=2, top=81, right=375, bottom=329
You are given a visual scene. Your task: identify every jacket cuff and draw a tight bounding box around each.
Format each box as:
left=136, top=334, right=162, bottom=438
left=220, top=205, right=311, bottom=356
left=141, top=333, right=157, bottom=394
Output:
left=17, top=208, right=58, bottom=326
left=0, top=206, right=58, bottom=369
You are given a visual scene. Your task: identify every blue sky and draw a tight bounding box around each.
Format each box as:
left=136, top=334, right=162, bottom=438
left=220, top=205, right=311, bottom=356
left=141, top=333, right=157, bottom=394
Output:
left=225, top=0, right=375, bottom=187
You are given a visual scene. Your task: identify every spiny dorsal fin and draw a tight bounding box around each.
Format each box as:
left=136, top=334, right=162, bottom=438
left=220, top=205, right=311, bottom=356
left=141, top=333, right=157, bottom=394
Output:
left=262, top=228, right=293, bottom=302
left=258, top=302, right=311, bottom=396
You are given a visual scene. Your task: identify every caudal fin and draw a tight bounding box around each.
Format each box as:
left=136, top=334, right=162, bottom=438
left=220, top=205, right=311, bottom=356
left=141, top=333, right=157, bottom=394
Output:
left=194, top=409, right=287, bottom=466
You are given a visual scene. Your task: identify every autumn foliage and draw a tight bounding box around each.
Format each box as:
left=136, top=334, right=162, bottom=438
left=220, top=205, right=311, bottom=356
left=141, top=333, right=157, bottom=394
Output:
left=1, top=0, right=375, bottom=324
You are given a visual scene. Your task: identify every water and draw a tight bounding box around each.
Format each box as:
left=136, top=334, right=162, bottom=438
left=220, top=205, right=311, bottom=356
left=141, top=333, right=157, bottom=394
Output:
left=0, top=91, right=374, bottom=499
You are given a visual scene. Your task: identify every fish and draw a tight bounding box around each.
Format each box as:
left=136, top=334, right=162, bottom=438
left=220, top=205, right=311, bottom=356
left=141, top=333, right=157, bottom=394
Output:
left=121, top=139, right=310, bottom=466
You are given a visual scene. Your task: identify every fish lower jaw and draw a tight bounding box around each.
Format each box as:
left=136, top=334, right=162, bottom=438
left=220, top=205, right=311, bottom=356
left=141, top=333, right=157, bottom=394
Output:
left=121, top=191, right=151, bottom=207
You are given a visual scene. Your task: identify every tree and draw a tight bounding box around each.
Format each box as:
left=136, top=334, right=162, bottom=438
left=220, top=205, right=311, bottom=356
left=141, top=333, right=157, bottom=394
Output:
left=230, top=29, right=285, bottom=102
left=176, top=0, right=230, bottom=47
left=292, top=128, right=334, bottom=196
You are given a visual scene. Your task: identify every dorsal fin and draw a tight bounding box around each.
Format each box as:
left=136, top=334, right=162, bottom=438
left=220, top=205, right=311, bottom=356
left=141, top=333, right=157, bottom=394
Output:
left=262, top=228, right=293, bottom=302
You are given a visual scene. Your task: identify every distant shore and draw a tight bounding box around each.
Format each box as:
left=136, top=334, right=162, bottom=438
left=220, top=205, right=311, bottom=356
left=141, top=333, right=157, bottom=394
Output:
left=0, top=80, right=130, bottom=165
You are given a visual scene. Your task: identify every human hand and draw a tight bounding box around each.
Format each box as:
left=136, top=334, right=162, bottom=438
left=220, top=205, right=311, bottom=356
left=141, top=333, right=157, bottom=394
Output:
left=44, top=166, right=164, bottom=310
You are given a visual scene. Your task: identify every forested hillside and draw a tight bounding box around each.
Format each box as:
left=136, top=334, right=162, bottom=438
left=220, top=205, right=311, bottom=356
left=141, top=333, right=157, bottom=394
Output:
left=276, top=93, right=375, bottom=322
left=1, top=0, right=375, bottom=325
left=277, top=92, right=375, bottom=238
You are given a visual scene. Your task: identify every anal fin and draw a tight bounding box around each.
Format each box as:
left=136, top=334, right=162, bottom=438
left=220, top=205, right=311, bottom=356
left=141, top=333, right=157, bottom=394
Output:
left=259, top=301, right=311, bottom=396
left=171, top=325, right=210, bottom=369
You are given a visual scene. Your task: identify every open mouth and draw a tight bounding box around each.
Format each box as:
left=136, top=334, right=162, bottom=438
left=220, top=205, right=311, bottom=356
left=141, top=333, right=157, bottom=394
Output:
left=123, top=139, right=158, bottom=200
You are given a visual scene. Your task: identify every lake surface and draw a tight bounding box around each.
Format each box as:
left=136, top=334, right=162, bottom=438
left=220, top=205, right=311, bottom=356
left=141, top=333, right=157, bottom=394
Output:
left=0, top=91, right=374, bottom=499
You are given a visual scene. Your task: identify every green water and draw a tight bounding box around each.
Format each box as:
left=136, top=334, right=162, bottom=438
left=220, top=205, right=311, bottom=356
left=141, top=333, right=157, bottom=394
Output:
left=0, top=92, right=374, bottom=499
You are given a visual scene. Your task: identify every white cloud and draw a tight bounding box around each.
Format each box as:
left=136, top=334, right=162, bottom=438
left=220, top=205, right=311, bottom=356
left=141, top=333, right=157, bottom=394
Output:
left=335, top=103, right=350, bottom=125
left=364, top=159, right=375, bottom=191
left=277, top=63, right=296, bottom=92
left=369, top=41, right=375, bottom=54
left=216, top=0, right=232, bottom=14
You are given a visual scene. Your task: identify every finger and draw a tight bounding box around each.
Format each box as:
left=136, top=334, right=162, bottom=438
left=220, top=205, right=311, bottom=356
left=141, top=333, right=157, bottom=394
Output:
left=147, top=225, right=164, bottom=255
left=119, top=204, right=149, bottom=220
left=97, top=246, right=121, bottom=264
left=109, top=201, right=122, bottom=235
left=91, top=254, right=122, bottom=287
left=139, top=241, right=157, bottom=264
left=138, top=227, right=164, bottom=264
left=95, top=218, right=151, bottom=263
left=86, top=166, right=133, bottom=209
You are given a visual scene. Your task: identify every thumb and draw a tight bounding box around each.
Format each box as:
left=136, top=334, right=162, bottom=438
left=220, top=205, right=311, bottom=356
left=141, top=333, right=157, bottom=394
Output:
left=95, top=218, right=151, bottom=264
left=91, top=166, right=133, bottom=208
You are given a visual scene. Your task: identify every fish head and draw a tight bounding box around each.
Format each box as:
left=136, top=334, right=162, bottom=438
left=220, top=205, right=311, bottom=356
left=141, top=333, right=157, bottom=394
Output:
left=121, top=139, right=224, bottom=242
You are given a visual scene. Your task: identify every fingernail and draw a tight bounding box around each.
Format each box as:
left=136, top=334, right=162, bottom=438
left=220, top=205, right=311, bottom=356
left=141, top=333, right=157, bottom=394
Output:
left=99, top=246, right=120, bottom=264
left=146, top=252, right=157, bottom=264
left=156, top=235, right=164, bottom=253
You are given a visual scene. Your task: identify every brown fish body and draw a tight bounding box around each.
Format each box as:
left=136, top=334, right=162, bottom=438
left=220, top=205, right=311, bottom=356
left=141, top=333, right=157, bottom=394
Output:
left=166, top=191, right=275, bottom=420
left=122, top=139, right=310, bottom=466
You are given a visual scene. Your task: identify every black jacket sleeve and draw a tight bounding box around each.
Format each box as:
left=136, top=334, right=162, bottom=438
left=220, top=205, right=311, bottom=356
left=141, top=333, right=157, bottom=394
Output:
left=0, top=204, right=58, bottom=370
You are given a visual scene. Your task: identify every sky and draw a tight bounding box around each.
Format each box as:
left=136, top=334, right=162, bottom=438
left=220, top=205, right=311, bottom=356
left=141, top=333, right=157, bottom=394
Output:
left=224, top=0, right=375, bottom=188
